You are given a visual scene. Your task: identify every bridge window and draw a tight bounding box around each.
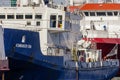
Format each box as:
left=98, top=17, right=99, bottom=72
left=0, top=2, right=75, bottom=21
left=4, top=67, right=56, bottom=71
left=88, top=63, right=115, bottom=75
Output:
left=97, top=12, right=106, bottom=16
left=27, top=21, right=31, bottom=25
left=90, top=12, right=95, bottom=16
left=58, top=15, right=62, bottom=28
left=35, top=14, right=42, bottom=19
left=36, top=21, right=40, bottom=26
left=84, top=12, right=89, bottom=16
left=114, top=11, right=118, bottom=16
left=16, top=15, right=23, bottom=19
left=7, top=15, right=14, bottom=19
left=0, top=15, right=5, bottom=19
left=107, top=12, right=113, bottom=16
left=50, top=15, right=56, bottom=28
left=25, top=14, right=32, bottom=19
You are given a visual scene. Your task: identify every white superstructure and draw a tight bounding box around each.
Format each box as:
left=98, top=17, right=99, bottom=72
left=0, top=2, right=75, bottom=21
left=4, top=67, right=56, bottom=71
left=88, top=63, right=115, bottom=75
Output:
left=0, top=0, right=81, bottom=56
left=69, top=1, right=120, bottom=38
left=80, top=7, right=120, bottom=38
left=68, top=0, right=120, bottom=5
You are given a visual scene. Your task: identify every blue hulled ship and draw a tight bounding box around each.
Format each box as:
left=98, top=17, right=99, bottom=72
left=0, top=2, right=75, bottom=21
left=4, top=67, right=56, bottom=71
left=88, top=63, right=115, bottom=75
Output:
left=0, top=0, right=119, bottom=80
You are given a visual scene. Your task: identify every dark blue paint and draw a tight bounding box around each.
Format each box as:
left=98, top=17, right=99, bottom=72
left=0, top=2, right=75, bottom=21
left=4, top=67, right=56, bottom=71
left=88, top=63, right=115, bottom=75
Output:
left=3, top=28, right=119, bottom=80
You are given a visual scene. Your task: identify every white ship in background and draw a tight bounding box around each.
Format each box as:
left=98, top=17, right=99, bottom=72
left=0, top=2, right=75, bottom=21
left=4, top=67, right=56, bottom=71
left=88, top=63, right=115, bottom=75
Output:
left=68, top=0, right=120, bottom=76
left=67, top=0, right=120, bottom=5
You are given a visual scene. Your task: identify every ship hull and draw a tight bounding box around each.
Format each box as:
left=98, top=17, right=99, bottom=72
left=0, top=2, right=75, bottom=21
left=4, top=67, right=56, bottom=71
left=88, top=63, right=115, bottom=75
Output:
left=3, top=28, right=119, bottom=80
left=5, top=57, right=119, bottom=80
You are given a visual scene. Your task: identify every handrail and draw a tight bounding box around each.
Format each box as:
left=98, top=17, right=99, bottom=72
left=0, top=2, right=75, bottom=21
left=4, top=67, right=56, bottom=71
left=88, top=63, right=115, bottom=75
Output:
left=83, top=29, right=120, bottom=38
left=65, top=59, right=119, bottom=68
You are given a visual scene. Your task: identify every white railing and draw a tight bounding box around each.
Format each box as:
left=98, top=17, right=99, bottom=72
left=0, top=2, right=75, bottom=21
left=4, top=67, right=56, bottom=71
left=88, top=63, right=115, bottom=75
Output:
left=82, top=29, right=120, bottom=38
left=108, top=32, right=120, bottom=38
left=0, top=20, right=65, bottom=32
left=65, top=59, right=119, bottom=68
left=47, top=47, right=64, bottom=56
left=2, top=23, right=42, bottom=31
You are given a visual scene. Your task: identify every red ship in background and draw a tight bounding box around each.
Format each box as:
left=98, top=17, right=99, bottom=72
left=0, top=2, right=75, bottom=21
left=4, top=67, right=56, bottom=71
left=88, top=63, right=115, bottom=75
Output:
left=68, top=0, right=120, bottom=75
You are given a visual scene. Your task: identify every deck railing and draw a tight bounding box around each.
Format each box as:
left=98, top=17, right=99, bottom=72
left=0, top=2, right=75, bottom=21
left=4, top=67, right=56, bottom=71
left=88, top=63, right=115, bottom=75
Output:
left=82, top=29, right=120, bottom=38
left=65, top=59, right=119, bottom=68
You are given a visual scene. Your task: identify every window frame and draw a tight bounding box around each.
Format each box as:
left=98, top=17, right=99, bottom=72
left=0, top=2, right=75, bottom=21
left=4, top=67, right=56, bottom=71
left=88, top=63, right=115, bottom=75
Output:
left=25, top=14, right=33, bottom=19
left=58, top=15, right=62, bottom=28
left=36, top=21, right=40, bottom=26
left=50, top=15, right=57, bottom=28
left=0, top=14, right=5, bottom=19
left=35, top=14, right=42, bottom=19
left=16, top=14, right=24, bottom=19
left=96, top=12, right=106, bottom=16
left=84, top=12, right=89, bottom=16
left=107, top=12, right=113, bottom=16
left=27, top=21, right=31, bottom=25
left=7, top=14, right=14, bottom=19
left=114, top=11, right=118, bottom=16
left=90, top=12, right=95, bottom=16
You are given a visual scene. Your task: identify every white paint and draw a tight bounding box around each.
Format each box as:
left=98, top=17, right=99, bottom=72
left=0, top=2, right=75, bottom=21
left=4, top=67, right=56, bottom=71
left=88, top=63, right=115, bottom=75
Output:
left=0, top=26, right=6, bottom=60
left=80, top=15, right=120, bottom=38
left=16, top=43, right=32, bottom=48
left=31, top=0, right=40, bottom=4
left=0, top=2, right=81, bottom=56
left=20, top=0, right=29, bottom=6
